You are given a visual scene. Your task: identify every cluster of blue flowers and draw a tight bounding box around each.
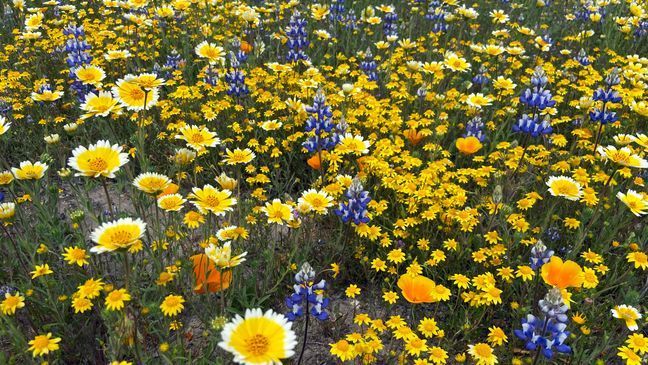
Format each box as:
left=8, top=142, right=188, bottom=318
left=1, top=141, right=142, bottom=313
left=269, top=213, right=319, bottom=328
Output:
left=303, top=90, right=343, bottom=153
left=529, top=240, right=554, bottom=270
left=62, top=24, right=94, bottom=99
left=426, top=0, right=449, bottom=33
left=225, top=48, right=249, bottom=99
left=543, top=226, right=561, bottom=243
left=590, top=68, right=621, bottom=125
left=156, top=50, right=183, bottom=80
left=286, top=11, right=309, bottom=63
left=515, top=288, right=572, bottom=360
left=464, top=116, right=486, bottom=142
left=285, top=263, right=329, bottom=321
left=472, top=65, right=489, bottom=88
left=329, top=0, right=345, bottom=22
left=360, top=49, right=378, bottom=82
left=383, top=12, right=398, bottom=38
left=575, top=49, right=590, bottom=66
left=513, top=67, right=554, bottom=137
left=334, top=178, right=371, bottom=225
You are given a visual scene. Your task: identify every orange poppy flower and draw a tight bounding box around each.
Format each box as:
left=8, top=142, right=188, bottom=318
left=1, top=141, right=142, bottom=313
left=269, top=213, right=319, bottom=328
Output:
left=455, top=136, right=483, bottom=155
left=158, top=183, right=179, bottom=198
left=191, top=254, right=232, bottom=294
left=356, top=156, right=369, bottom=172
left=541, top=256, right=584, bottom=289
left=403, top=128, right=424, bottom=145
left=307, top=154, right=321, bottom=170
left=397, top=274, right=437, bottom=304
left=240, top=41, right=254, bottom=54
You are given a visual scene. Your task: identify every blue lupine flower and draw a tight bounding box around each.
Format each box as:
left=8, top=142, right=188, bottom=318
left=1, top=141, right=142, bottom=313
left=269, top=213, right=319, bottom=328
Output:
left=334, top=178, right=371, bottom=225
left=518, top=67, right=555, bottom=110
left=634, top=20, right=647, bottom=38
left=159, top=50, right=184, bottom=80
left=530, top=240, right=554, bottom=270
left=360, top=49, right=378, bottom=81
left=513, top=114, right=553, bottom=137
left=473, top=65, right=489, bottom=87
left=62, top=24, right=95, bottom=99
left=286, top=11, right=309, bottom=63
left=575, top=49, right=590, bottom=66
left=426, top=1, right=449, bottom=33
left=543, top=226, right=561, bottom=243
left=590, top=68, right=621, bottom=125
left=286, top=263, right=330, bottom=321
left=204, top=65, right=219, bottom=86
left=343, top=10, right=358, bottom=30
left=383, top=12, right=398, bottom=38
left=303, top=90, right=338, bottom=153
left=416, top=84, right=428, bottom=99
left=515, top=288, right=572, bottom=360
left=225, top=52, right=249, bottom=98
left=329, top=0, right=346, bottom=22
left=464, top=116, right=486, bottom=142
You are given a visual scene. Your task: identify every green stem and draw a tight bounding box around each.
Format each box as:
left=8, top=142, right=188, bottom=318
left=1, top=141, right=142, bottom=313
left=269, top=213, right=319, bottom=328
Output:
left=101, top=178, right=115, bottom=217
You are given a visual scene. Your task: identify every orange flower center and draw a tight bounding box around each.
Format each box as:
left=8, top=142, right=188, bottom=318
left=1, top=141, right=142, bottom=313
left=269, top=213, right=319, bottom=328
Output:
left=245, top=334, right=269, bottom=356
left=109, top=230, right=133, bottom=245
left=88, top=158, right=108, bottom=171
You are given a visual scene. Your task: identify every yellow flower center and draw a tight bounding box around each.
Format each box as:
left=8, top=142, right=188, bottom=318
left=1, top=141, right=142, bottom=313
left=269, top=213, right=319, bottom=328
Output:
left=245, top=334, right=270, bottom=356
left=474, top=343, right=492, bottom=356
left=88, top=157, right=108, bottom=171
left=204, top=195, right=222, bottom=207
left=190, top=133, right=205, bottom=143
left=32, top=336, right=49, bottom=349
left=129, top=87, right=145, bottom=100
left=5, top=296, right=19, bottom=306
left=109, top=229, right=134, bottom=245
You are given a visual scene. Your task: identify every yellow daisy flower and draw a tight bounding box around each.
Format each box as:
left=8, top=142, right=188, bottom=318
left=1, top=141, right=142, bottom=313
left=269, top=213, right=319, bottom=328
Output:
left=68, top=140, right=129, bottom=178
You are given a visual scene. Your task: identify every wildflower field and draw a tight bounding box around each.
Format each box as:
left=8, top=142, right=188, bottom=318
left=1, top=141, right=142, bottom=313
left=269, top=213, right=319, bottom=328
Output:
left=0, top=0, right=647, bottom=364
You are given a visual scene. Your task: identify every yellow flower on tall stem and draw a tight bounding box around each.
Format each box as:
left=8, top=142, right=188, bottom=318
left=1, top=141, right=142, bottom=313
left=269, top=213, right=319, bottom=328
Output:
left=218, top=308, right=297, bottom=364
left=11, top=161, right=48, bottom=180
left=74, top=65, right=105, bottom=85
left=597, top=145, right=648, bottom=168
left=261, top=199, right=292, bottom=225
left=80, top=91, right=122, bottom=119
left=157, top=193, right=187, bottom=212
left=195, top=41, right=225, bottom=64
left=223, top=148, right=256, bottom=165
left=189, top=184, right=237, bottom=216
left=112, top=77, right=158, bottom=110
left=546, top=176, right=583, bottom=201
left=68, top=140, right=129, bottom=178
left=1, top=292, right=25, bottom=315
left=105, top=288, right=131, bottom=311
left=0, top=115, right=11, bottom=135
left=133, top=172, right=171, bottom=194
left=30, top=264, right=53, bottom=279
left=0, top=202, right=15, bottom=220
left=175, top=125, right=221, bottom=152
left=160, top=294, right=185, bottom=317
left=89, top=217, right=146, bottom=253
left=611, top=305, right=642, bottom=331
left=467, top=343, right=497, bottom=365
left=616, top=189, right=648, bottom=216
left=28, top=333, right=61, bottom=358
